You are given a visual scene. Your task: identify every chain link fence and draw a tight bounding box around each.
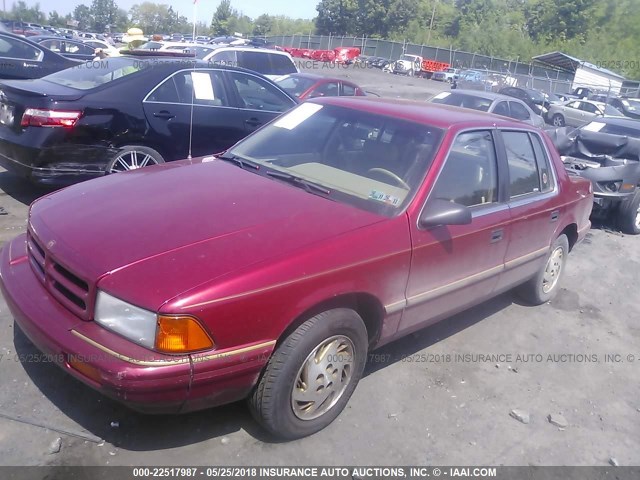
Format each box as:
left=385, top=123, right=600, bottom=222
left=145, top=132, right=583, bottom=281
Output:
left=264, top=34, right=575, bottom=94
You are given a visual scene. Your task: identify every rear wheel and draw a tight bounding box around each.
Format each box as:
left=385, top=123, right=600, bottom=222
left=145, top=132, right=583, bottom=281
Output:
left=248, top=308, right=368, bottom=440
left=516, top=234, right=569, bottom=305
left=107, top=146, right=165, bottom=174
left=551, top=113, right=565, bottom=127
left=618, top=190, right=640, bottom=235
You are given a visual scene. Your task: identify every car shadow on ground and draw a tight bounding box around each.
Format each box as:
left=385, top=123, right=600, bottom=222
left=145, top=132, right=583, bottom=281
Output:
left=0, top=170, right=55, bottom=206
left=363, top=292, right=515, bottom=377
left=13, top=291, right=519, bottom=449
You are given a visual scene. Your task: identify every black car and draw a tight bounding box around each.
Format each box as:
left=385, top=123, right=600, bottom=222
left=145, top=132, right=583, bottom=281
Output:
left=29, top=35, right=98, bottom=61
left=550, top=116, right=640, bottom=234
left=498, top=86, right=548, bottom=116
left=604, top=97, right=640, bottom=120
left=0, top=32, right=78, bottom=80
left=0, top=56, right=297, bottom=186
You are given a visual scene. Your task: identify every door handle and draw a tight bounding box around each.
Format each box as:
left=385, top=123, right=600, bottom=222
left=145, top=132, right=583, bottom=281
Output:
left=153, top=111, right=175, bottom=120
left=550, top=210, right=560, bottom=222
left=245, top=117, right=262, bottom=127
left=490, top=229, right=503, bottom=243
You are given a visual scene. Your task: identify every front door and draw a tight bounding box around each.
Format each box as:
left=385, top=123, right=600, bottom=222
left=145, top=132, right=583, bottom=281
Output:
left=400, top=130, right=511, bottom=332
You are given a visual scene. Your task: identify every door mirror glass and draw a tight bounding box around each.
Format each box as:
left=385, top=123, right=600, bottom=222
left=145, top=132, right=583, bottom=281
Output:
left=419, top=199, right=472, bottom=228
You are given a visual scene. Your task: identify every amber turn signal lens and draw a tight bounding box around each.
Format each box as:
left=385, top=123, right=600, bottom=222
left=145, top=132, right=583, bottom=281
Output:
left=155, top=316, right=214, bottom=353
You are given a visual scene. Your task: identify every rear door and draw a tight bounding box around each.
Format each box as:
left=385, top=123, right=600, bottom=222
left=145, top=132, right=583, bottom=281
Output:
left=496, top=129, right=560, bottom=290
left=225, top=70, right=296, bottom=134
left=142, top=68, right=247, bottom=159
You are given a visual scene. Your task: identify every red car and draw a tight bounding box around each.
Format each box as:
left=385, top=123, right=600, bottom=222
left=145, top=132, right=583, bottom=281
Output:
left=275, top=72, right=366, bottom=100
left=0, top=98, right=593, bottom=440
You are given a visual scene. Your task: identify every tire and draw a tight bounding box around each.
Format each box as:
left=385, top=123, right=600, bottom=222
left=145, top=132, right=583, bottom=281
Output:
left=106, top=145, right=165, bottom=174
left=618, top=190, right=640, bottom=235
left=408, top=68, right=414, bottom=77
left=551, top=113, right=565, bottom=127
left=248, top=308, right=368, bottom=440
left=516, top=234, right=569, bottom=305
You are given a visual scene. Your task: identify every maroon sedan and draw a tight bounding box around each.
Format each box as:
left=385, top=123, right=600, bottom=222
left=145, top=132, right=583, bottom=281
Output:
left=0, top=98, right=593, bottom=440
left=275, top=72, right=366, bottom=100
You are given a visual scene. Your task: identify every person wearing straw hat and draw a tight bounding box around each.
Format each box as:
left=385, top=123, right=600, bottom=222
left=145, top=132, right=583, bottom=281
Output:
left=122, top=27, right=147, bottom=49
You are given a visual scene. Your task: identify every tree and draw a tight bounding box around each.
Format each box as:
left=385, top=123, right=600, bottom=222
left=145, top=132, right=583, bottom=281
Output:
left=130, top=2, right=189, bottom=34
left=73, top=5, right=93, bottom=31
left=47, top=11, right=67, bottom=28
left=211, top=0, right=234, bottom=35
left=315, top=0, right=358, bottom=35
left=254, top=14, right=273, bottom=36
left=90, top=0, right=119, bottom=32
left=8, top=1, right=46, bottom=23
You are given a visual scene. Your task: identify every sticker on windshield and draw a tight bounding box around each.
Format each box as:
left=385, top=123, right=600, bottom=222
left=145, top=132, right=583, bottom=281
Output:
left=191, top=72, right=215, bottom=100
left=369, top=190, right=400, bottom=206
left=433, top=92, right=451, bottom=100
left=273, top=103, right=323, bottom=130
left=583, top=121, right=605, bottom=132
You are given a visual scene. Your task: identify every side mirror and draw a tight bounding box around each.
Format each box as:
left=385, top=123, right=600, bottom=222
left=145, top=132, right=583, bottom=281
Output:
left=419, top=198, right=472, bottom=228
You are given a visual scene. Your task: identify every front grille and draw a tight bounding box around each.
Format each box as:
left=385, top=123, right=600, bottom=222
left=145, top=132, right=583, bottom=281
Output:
left=27, top=230, right=93, bottom=319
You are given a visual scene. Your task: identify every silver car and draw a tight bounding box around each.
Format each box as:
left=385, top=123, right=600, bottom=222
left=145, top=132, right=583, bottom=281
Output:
left=429, top=90, right=546, bottom=128
left=546, top=99, right=624, bottom=127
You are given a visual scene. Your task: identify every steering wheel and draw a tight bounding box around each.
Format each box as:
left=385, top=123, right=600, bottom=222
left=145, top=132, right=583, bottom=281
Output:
left=367, top=168, right=410, bottom=190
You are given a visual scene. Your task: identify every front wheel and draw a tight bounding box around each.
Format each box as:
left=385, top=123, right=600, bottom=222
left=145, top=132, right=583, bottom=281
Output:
left=618, top=190, right=640, bottom=235
left=551, top=114, right=565, bottom=127
left=107, top=146, right=165, bottom=174
left=515, top=234, right=569, bottom=305
left=248, top=309, right=368, bottom=440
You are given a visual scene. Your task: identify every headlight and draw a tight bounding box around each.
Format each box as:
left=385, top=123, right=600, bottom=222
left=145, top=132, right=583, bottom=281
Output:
left=95, top=291, right=157, bottom=349
left=94, top=291, right=214, bottom=353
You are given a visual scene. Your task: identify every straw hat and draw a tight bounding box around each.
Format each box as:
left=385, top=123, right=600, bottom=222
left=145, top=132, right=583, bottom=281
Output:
left=122, top=27, right=147, bottom=44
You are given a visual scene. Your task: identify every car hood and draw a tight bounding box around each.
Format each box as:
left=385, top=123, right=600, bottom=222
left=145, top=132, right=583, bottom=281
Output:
left=29, top=159, right=384, bottom=308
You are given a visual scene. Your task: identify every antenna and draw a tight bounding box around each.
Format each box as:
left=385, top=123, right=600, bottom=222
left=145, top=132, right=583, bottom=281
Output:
left=187, top=0, right=198, bottom=159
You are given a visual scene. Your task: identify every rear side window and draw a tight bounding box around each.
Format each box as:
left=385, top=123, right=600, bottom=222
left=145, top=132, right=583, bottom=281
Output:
left=147, top=70, right=228, bottom=106
left=509, top=102, right=530, bottom=121
left=43, top=58, right=146, bottom=90
left=0, top=36, right=42, bottom=61
left=237, top=51, right=270, bottom=73
left=208, top=50, right=236, bottom=66
left=493, top=101, right=509, bottom=116
left=229, top=71, right=295, bottom=112
left=342, top=83, right=356, bottom=96
left=503, top=131, right=540, bottom=197
left=270, top=53, right=297, bottom=75
left=530, top=133, right=555, bottom=192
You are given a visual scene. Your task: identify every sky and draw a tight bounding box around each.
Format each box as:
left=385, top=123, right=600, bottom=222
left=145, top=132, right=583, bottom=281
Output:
left=11, top=0, right=319, bottom=20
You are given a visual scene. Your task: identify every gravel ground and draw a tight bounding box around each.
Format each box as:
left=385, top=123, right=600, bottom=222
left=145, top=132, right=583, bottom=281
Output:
left=0, top=64, right=639, bottom=467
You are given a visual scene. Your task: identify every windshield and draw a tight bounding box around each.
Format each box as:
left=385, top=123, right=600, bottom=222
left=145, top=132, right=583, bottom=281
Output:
left=43, top=57, right=145, bottom=90
left=430, top=92, right=492, bottom=112
left=622, top=98, right=640, bottom=111
left=525, top=89, right=546, bottom=102
left=227, top=103, right=444, bottom=216
left=399, top=55, right=417, bottom=62
left=275, top=75, right=317, bottom=97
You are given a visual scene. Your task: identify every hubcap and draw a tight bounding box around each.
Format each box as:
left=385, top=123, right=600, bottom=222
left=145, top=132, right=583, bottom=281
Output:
left=542, top=246, right=564, bottom=294
left=291, top=335, right=355, bottom=421
left=109, top=150, right=158, bottom=173
left=553, top=116, right=563, bottom=126
left=635, top=204, right=640, bottom=229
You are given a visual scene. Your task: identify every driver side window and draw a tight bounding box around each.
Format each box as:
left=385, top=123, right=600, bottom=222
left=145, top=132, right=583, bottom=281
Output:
left=229, top=72, right=295, bottom=112
left=430, top=131, right=498, bottom=207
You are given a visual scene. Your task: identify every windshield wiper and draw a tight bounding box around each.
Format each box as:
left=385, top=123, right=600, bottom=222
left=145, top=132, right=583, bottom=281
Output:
left=265, top=170, right=331, bottom=196
left=217, top=152, right=260, bottom=170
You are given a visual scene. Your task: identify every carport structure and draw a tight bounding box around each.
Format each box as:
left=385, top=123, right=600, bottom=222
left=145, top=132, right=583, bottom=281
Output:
left=533, top=51, right=626, bottom=94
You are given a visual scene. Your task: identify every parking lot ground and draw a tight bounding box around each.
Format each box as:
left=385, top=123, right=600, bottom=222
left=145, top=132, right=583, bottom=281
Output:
left=0, top=65, right=639, bottom=467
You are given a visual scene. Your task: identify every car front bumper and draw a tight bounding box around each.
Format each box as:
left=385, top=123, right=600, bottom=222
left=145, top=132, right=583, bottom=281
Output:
left=0, top=235, right=275, bottom=414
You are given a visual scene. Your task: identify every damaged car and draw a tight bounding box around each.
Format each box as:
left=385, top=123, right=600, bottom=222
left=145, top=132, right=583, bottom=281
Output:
left=549, top=116, right=640, bottom=234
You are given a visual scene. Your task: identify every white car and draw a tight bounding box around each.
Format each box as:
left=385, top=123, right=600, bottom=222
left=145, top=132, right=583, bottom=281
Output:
left=202, top=47, right=298, bottom=80
left=82, top=38, right=120, bottom=57
left=137, top=41, right=217, bottom=59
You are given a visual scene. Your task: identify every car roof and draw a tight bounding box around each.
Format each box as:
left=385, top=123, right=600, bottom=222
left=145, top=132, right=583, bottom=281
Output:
left=589, top=116, right=640, bottom=128
left=313, top=96, right=532, bottom=130
left=446, top=89, right=525, bottom=102
left=210, top=46, right=291, bottom=55
left=283, top=72, right=349, bottom=83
